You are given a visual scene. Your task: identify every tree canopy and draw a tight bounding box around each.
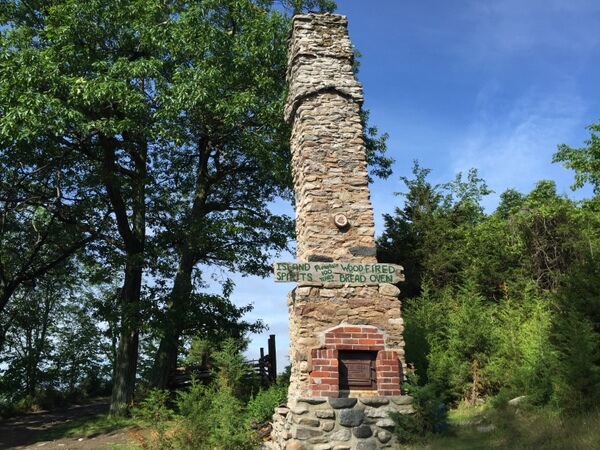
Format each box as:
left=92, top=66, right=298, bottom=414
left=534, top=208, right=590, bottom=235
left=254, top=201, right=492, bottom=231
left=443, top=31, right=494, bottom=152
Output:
left=377, top=154, right=600, bottom=411
left=0, top=0, right=398, bottom=415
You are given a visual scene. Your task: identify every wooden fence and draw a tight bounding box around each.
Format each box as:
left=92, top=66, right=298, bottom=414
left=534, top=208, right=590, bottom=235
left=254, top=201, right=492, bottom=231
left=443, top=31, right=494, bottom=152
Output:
left=168, top=334, right=277, bottom=389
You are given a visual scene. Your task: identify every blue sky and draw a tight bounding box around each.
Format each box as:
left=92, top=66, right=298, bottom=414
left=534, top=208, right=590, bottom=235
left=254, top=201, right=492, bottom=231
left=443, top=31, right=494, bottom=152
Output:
left=237, top=0, right=600, bottom=365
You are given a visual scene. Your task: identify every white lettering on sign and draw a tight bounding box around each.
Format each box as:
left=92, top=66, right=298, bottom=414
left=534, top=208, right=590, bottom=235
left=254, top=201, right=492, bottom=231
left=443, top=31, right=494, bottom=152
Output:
left=273, top=262, right=404, bottom=285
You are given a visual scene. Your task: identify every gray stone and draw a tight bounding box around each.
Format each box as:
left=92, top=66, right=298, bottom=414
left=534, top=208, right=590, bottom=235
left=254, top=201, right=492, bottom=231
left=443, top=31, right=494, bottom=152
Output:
left=376, top=430, right=392, bottom=443
left=328, top=398, right=357, bottom=409
left=339, top=409, right=364, bottom=427
left=308, top=436, right=330, bottom=445
left=275, top=407, right=290, bottom=415
left=321, top=420, right=335, bottom=432
left=375, top=418, right=396, bottom=428
left=390, top=396, right=413, bottom=405
left=364, top=406, right=396, bottom=418
left=295, top=417, right=320, bottom=427
left=307, top=254, right=333, bottom=262
left=315, top=410, right=335, bottom=419
left=349, top=246, right=377, bottom=257
left=313, top=445, right=332, bottom=450
left=329, top=428, right=352, bottom=441
left=353, top=425, right=373, bottom=438
left=508, top=395, right=527, bottom=406
left=332, top=446, right=351, bottom=450
left=297, top=397, right=327, bottom=405
left=291, top=406, right=309, bottom=415
left=293, top=426, right=322, bottom=440
left=379, top=283, right=400, bottom=297
left=356, top=439, right=378, bottom=450
left=395, top=404, right=415, bottom=414
left=476, top=423, right=496, bottom=433
left=359, top=397, right=390, bottom=407
left=295, top=287, right=312, bottom=297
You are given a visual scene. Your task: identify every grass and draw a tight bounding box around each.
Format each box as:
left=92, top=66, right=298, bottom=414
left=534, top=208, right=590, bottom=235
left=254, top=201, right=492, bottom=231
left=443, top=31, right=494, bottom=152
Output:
left=23, top=400, right=600, bottom=449
left=33, top=412, right=137, bottom=443
left=404, top=404, right=600, bottom=449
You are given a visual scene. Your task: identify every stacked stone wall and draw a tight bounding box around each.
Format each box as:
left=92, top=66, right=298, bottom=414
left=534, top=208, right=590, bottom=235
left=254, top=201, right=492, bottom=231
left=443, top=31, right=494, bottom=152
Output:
left=269, top=396, right=414, bottom=450
left=290, top=89, right=375, bottom=262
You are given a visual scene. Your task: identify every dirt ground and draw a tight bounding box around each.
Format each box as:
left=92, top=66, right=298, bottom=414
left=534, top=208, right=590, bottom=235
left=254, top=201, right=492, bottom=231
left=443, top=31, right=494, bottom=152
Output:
left=0, top=401, right=137, bottom=449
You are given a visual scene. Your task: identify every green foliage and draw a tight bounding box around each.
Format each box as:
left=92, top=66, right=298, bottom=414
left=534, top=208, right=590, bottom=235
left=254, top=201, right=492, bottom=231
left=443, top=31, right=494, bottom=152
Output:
left=426, top=282, right=496, bottom=405
left=0, top=273, right=111, bottom=408
left=550, top=309, right=600, bottom=413
left=377, top=161, right=491, bottom=298
left=134, top=337, right=282, bottom=449
left=391, top=373, right=446, bottom=444
left=280, top=0, right=337, bottom=14
left=2, top=0, right=379, bottom=412
left=134, top=389, right=175, bottom=450
left=245, top=381, right=288, bottom=426
left=380, top=159, right=600, bottom=416
left=554, top=121, right=600, bottom=194
left=0, top=0, right=393, bottom=412
left=210, top=338, right=253, bottom=399
left=485, top=285, right=555, bottom=405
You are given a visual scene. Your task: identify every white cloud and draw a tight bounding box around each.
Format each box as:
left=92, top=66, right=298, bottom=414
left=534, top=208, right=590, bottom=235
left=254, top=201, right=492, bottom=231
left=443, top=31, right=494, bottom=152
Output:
left=451, top=81, right=586, bottom=208
left=463, top=0, right=600, bottom=64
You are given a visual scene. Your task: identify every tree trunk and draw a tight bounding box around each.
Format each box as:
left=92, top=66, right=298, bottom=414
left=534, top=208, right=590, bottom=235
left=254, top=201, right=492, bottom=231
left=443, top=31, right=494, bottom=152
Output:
left=109, top=261, right=142, bottom=416
left=104, top=135, right=147, bottom=416
left=110, top=329, right=139, bottom=415
left=149, top=148, right=208, bottom=389
left=149, top=330, right=180, bottom=389
left=149, top=250, right=195, bottom=389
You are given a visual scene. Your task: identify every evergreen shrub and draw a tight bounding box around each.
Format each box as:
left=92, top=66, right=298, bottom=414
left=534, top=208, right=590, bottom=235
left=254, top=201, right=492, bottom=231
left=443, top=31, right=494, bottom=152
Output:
left=390, top=373, right=446, bottom=444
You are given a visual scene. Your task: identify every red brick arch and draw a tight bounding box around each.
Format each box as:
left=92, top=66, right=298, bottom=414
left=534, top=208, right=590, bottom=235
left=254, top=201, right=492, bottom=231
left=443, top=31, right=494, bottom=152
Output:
left=309, top=325, right=401, bottom=397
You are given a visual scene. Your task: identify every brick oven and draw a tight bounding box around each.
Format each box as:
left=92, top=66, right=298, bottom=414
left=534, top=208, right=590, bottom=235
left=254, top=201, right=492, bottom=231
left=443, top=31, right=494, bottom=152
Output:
left=311, top=325, right=402, bottom=397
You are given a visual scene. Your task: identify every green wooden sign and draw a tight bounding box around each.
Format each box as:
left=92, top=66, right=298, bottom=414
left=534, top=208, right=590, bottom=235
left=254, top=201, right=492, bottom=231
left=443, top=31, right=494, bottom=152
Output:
left=274, top=262, right=404, bottom=285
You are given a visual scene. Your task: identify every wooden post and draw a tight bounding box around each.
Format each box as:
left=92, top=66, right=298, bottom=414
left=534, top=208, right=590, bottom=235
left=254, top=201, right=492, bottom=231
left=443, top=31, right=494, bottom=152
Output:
left=268, top=334, right=277, bottom=383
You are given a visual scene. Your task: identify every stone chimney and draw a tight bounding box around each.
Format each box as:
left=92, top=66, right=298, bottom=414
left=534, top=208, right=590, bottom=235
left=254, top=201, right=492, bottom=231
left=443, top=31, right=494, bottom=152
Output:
left=270, top=13, right=412, bottom=450
left=284, top=13, right=376, bottom=265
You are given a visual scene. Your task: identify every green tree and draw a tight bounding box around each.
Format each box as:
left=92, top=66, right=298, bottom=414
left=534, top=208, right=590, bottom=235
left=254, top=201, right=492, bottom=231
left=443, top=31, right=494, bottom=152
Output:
left=0, top=283, right=56, bottom=398
left=554, top=121, right=600, bottom=194
left=549, top=199, right=600, bottom=411
left=0, top=0, right=396, bottom=415
left=426, top=282, right=496, bottom=405
left=144, top=0, right=295, bottom=388
left=0, top=156, right=100, bottom=350
left=513, top=180, right=584, bottom=292
left=2, top=0, right=386, bottom=414
left=49, top=298, right=110, bottom=396
left=1, top=0, right=159, bottom=414
left=377, top=161, right=490, bottom=298
left=377, top=161, right=444, bottom=298
left=0, top=269, right=108, bottom=402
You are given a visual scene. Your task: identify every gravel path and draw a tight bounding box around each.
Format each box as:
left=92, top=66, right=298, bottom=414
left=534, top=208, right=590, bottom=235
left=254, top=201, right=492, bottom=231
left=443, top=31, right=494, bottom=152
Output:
left=0, top=401, right=136, bottom=449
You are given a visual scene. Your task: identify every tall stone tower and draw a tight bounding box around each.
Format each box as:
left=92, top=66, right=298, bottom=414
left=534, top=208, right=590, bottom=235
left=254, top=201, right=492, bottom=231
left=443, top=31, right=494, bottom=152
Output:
left=284, top=14, right=374, bottom=265
left=270, top=13, right=412, bottom=450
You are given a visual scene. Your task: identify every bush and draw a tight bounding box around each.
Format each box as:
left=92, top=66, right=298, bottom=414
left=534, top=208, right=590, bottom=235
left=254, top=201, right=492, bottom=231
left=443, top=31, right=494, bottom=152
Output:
left=245, top=382, right=287, bottom=427
left=178, top=339, right=260, bottom=449
left=391, top=373, right=446, bottom=444
left=133, top=388, right=175, bottom=450
left=134, top=338, right=276, bottom=449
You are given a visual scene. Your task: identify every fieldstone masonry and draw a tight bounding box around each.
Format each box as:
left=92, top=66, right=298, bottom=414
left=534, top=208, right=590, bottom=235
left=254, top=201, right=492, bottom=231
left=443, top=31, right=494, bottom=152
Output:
left=284, top=13, right=372, bottom=263
left=269, top=13, right=412, bottom=449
